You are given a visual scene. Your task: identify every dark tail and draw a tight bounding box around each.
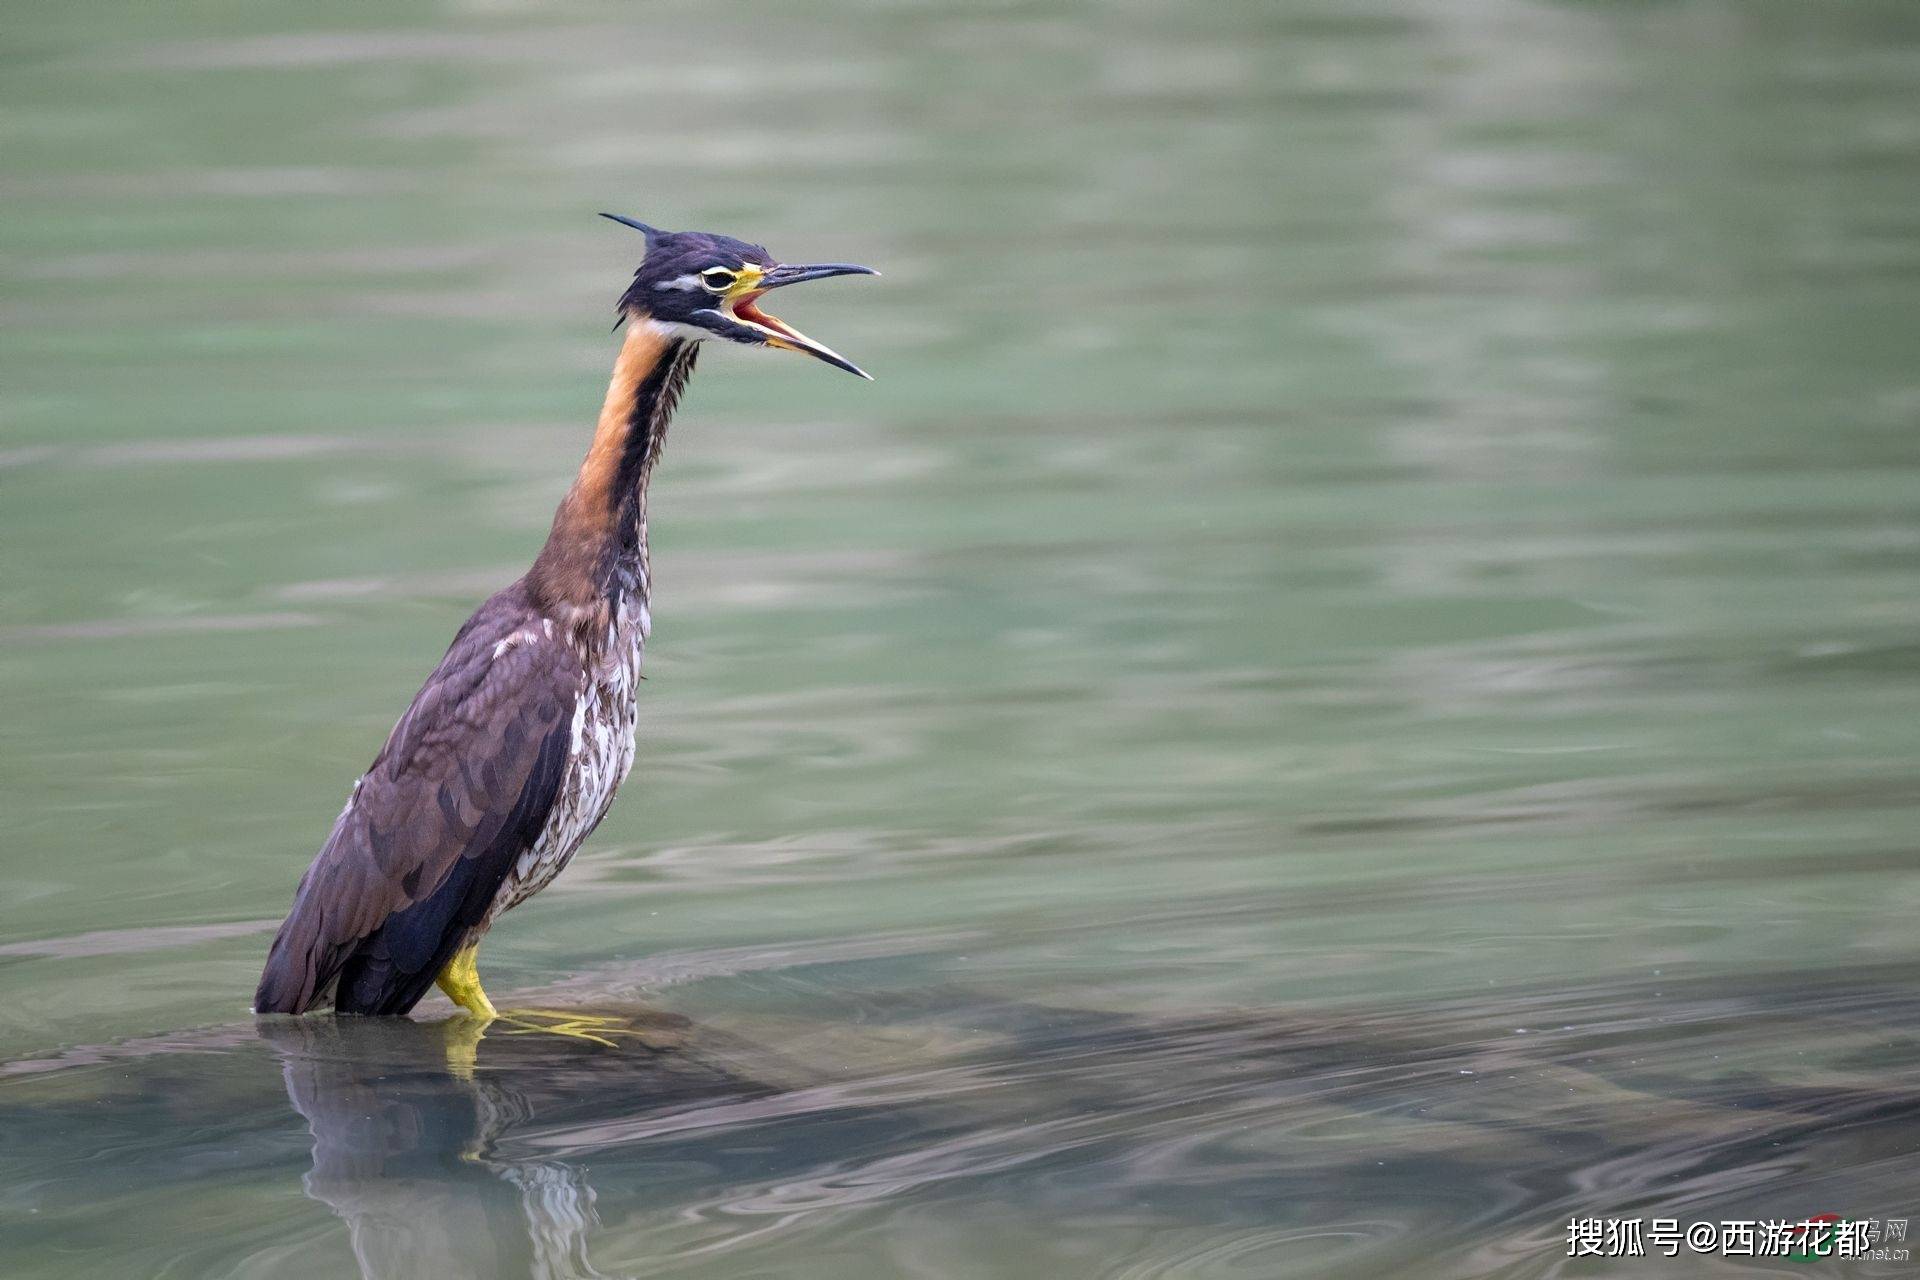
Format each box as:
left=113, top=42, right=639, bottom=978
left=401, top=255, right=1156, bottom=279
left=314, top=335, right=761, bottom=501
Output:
left=254, top=853, right=495, bottom=1017
left=254, top=911, right=333, bottom=1014
left=254, top=867, right=353, bottom=1014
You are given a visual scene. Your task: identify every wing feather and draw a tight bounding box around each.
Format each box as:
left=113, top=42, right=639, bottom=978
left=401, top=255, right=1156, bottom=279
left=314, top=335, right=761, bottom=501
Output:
left=255, top=587, right=581, bottom=1015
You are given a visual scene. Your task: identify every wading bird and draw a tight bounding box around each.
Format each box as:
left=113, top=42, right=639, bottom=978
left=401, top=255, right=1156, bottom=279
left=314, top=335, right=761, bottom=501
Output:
left=255, top=216, right=875, bottom=1026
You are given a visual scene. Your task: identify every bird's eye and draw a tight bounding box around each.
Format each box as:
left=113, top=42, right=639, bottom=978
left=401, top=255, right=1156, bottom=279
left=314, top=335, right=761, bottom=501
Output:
left=699, top=267, right=737, bottom=292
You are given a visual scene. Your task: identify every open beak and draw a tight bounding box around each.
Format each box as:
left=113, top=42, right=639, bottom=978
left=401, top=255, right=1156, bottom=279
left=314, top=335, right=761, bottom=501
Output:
left=729, top=262, right=878, bottom=380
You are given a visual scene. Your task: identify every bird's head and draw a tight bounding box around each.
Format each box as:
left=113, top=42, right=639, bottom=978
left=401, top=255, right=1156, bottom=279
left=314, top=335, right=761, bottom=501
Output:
left=602, top=213, right=877, bottom=380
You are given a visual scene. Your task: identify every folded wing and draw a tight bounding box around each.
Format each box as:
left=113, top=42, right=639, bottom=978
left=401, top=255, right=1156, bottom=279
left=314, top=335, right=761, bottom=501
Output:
left=255, top=587, right=580, bottom=1016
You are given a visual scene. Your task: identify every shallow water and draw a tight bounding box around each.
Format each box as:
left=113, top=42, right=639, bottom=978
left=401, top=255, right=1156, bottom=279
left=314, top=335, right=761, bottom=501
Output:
left=3, top=1, right=1919, bottom=1276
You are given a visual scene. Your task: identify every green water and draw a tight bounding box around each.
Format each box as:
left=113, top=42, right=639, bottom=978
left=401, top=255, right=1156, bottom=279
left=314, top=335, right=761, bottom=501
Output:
left=3, top=1, right=1919, bottom=1276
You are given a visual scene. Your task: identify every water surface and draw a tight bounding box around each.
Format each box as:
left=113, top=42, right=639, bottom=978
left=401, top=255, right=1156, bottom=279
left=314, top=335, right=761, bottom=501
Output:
left=2, top=1, right=1918, bottom=1276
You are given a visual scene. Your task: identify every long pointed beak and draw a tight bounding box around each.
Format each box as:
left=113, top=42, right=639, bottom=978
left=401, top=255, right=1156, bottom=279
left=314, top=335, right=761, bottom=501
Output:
left=732, top=262, right=879, bottom=380
left=760, top=262, right=878, bottom=288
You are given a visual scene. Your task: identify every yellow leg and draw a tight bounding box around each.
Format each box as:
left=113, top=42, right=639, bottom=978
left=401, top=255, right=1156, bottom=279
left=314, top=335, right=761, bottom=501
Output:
left=435, top=943, right=498, bottom=1020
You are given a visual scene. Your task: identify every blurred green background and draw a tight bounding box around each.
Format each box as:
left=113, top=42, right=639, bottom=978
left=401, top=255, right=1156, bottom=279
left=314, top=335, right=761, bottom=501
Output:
left=2, top=2, right=1918, bottom=1277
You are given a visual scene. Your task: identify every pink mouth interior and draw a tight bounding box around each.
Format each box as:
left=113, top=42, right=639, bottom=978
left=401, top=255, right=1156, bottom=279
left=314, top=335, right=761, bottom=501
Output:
left=733, top=291, right=799, bottom=341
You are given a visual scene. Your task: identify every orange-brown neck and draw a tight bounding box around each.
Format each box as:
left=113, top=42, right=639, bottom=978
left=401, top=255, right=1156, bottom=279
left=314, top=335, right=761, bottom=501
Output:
left=527, top=322, right=698, bottom=616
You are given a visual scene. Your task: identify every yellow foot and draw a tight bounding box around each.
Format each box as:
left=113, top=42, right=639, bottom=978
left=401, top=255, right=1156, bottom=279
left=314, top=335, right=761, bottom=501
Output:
left=435, top=942, right=499, bottom=1020
left=496, top=1009, right=657, bottom=1049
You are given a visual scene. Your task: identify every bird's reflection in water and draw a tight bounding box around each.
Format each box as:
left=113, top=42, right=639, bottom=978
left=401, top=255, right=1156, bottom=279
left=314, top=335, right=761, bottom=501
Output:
left=257, top=1010, right=771, bottom=1280
left=4, top=968, right=1914, bottom=1278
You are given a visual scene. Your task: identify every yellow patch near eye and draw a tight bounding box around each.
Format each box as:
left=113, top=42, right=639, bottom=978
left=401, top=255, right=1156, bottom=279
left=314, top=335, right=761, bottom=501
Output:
left=721, top=264, right=765, bottom=298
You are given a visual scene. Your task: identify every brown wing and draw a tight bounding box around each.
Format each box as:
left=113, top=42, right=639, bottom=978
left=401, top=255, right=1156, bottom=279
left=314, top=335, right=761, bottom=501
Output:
left=255, top=584, right=581, bottom=1015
